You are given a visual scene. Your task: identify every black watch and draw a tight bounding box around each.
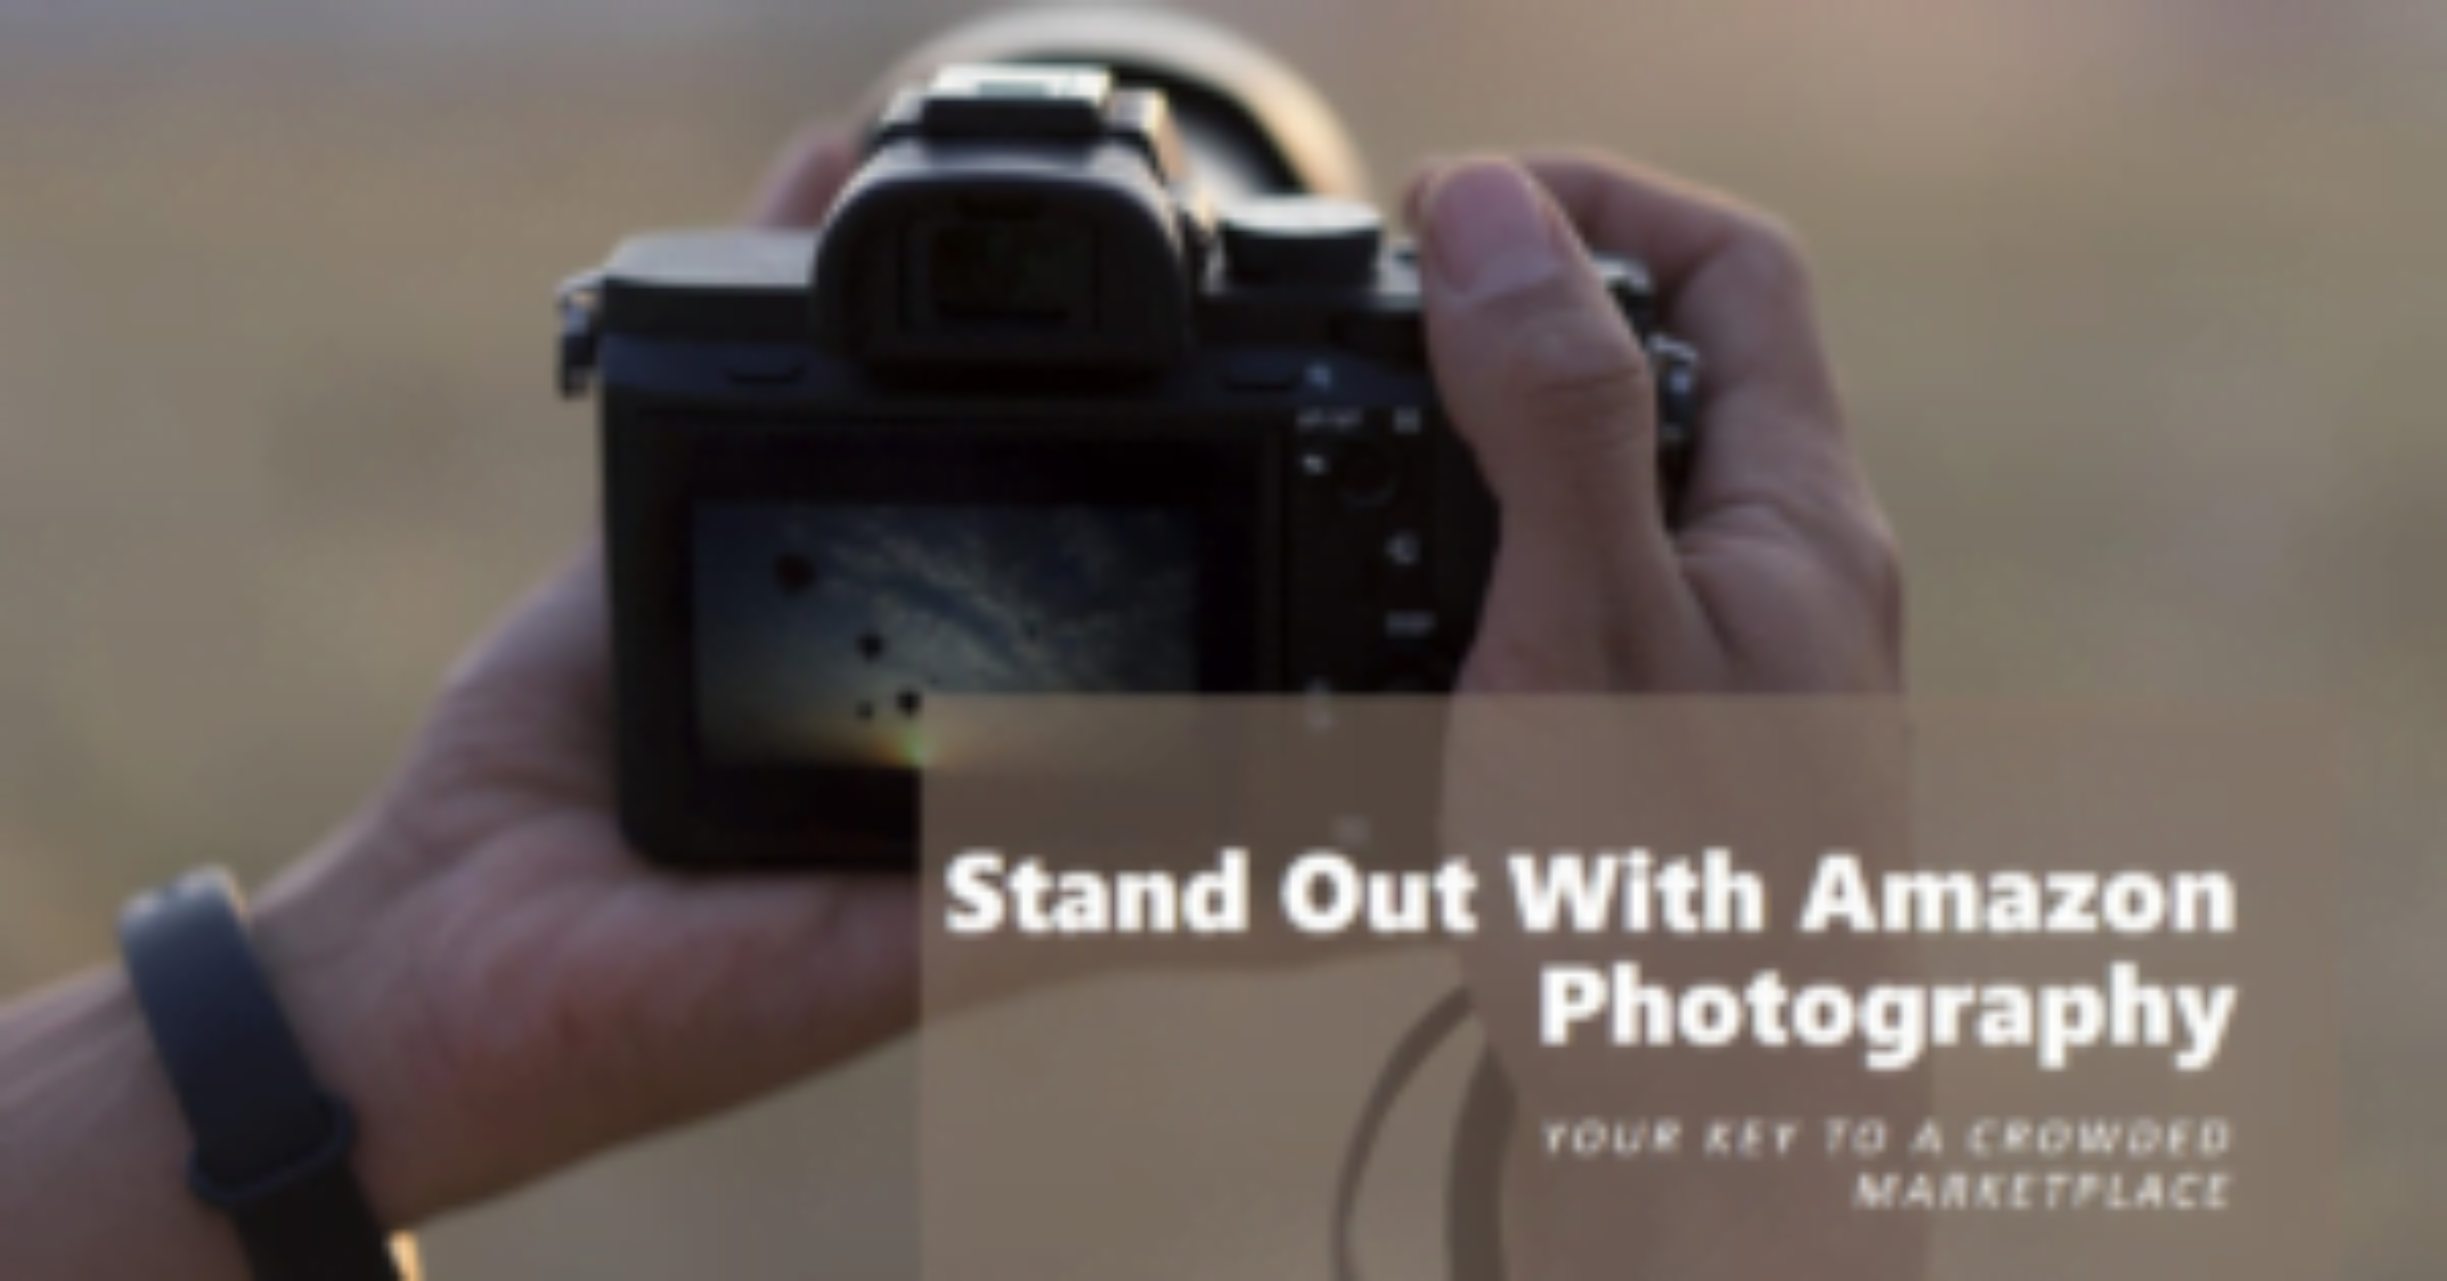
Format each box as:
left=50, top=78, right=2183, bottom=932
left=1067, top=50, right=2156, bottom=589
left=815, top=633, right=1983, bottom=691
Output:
left=118, top=868, right=420, bottom=1281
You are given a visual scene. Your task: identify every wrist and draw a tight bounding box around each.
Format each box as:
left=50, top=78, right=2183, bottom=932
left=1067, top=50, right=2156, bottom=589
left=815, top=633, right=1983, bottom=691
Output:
left=0, top=864, right=445, bottom=1279
left=0, top=971, right=250, bottom=1279
left=240, top=856, right=456, bottom=1231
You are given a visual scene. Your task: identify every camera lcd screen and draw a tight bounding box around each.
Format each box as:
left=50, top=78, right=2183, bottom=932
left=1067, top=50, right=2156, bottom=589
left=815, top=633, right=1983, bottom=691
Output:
left=659, top=426, right=1267, bottom=847
left=693, top=502, right=1201, bottom=769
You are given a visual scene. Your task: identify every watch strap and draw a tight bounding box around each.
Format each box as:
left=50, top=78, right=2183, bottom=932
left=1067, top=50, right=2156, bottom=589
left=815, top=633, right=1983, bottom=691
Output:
left=119, top=868, right=408, bottom=1281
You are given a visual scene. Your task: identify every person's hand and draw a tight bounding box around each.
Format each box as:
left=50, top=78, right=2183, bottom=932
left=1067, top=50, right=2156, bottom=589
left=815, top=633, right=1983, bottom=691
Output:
left=243, top=125, right=917, bottom=1228
left=1408, top=154, right=1901, bottom=696
left=1411, top=154, right=1920, bottom=1281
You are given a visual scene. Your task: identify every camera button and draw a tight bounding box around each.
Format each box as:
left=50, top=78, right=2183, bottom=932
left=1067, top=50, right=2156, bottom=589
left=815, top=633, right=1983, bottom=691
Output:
left=1219, top=197, right=1382, bottom=286
left=1334, top=442, right=1403, bottom=507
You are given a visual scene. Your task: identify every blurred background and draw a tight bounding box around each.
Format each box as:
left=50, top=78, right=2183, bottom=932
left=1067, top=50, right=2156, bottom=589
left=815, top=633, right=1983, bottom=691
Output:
left=2, top=0, right=2443, bottom=1274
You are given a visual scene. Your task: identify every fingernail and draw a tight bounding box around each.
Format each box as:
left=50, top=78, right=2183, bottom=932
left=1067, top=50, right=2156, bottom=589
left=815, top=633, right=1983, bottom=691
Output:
left=1424, top=161, right=1561, bottom=300
left=1400, top=154, right=1454, bottom=227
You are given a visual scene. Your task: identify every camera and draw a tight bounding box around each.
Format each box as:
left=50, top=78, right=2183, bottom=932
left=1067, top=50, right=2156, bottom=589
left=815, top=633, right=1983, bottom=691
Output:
left=557, top=63, right=1701, bottom=867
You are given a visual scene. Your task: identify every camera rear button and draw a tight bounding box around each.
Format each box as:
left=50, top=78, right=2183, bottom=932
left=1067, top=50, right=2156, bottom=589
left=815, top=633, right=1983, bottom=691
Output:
left=1334, top=442, right=1403, bottom=506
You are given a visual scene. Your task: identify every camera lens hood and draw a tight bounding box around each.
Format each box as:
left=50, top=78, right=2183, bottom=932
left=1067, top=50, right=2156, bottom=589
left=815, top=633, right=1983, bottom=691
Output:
left=856, top=6, right=1371, bottom=204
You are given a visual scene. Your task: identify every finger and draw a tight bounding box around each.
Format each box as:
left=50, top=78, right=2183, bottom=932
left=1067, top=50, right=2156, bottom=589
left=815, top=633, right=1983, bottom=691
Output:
left=1515, top=151, right=1839, bottom=419
left=1507, top=152, right=1869, bottom=540
left=1396, top=155, right=1454, bottom=228
left=1415, top=159, right=1696, bottom=679
left=746, top=122, right=862, bottom=228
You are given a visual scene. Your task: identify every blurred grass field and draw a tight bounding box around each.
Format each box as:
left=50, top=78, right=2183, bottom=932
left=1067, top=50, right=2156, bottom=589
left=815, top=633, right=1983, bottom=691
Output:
left=3, top=0, right=2445, bottom=1275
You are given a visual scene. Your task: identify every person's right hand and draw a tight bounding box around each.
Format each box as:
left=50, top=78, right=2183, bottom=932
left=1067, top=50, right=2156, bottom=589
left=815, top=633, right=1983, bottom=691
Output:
left=1411, top=154, right=1923, bottom=1281
left=1409, top=154, right=1902, bottom=697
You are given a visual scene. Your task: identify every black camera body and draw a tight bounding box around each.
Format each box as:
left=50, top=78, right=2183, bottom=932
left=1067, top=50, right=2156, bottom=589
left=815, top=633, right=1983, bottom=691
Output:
left=559, top=65, right=1699, bottom=867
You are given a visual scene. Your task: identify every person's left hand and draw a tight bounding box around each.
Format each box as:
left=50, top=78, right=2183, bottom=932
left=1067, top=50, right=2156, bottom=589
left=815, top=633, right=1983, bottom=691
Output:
left=245, top=126, right=920, bottom=1228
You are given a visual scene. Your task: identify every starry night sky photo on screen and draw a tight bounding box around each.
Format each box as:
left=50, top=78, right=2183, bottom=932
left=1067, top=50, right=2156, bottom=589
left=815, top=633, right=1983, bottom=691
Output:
left=693, top=502, right=1200, bottom=768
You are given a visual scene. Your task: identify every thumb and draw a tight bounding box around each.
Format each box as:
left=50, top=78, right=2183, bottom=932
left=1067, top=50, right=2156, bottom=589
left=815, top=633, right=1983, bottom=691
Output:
left=1416, top=160, right=1689, bottom=685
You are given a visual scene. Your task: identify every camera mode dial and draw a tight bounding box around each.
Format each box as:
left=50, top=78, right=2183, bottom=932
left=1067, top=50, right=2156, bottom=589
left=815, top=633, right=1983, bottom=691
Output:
left=1219, top=197, right=1383, bottom=286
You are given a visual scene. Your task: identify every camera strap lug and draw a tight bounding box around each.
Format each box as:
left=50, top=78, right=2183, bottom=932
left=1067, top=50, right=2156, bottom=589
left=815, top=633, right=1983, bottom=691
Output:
left=556, top=272, right=606, bottom=399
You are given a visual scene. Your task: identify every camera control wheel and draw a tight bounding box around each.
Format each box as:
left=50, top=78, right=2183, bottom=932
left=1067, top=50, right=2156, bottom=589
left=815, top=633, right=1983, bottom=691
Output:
left=1219, top=197, right=1384, bottom=285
